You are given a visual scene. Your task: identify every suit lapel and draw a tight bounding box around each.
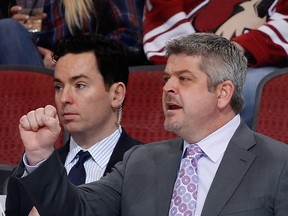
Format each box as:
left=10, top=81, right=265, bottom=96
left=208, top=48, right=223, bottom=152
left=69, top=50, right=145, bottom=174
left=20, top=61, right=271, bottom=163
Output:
left=56, top=139, right=70, bottom=165
left=201, top=121, right=257, bottom=216
left=104, top=128, right=142, bottom=174
left=155, top=138, right=184, bottom=216
left=56, top=130, right=141, bottom=175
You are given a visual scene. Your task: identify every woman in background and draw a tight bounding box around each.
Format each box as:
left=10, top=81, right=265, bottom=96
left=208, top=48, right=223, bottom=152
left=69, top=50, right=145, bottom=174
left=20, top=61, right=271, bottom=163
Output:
left=0, top=0, right=146, bottom=66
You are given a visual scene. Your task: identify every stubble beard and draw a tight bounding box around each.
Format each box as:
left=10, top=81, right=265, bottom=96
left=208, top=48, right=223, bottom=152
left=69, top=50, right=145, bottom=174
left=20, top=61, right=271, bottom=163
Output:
left=164, top=119, right=181, bottom=132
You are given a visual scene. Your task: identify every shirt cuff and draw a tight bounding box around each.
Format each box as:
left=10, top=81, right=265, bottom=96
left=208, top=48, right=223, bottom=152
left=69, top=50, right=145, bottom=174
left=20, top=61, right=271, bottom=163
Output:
left=23, top=153, right=47, bottom=175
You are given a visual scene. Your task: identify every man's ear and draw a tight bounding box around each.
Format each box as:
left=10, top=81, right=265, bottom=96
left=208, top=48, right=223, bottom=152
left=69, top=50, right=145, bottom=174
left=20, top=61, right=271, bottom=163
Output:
left=110, top=82, right=126, bottom=108
left=217, top=80, right=234, bottom=110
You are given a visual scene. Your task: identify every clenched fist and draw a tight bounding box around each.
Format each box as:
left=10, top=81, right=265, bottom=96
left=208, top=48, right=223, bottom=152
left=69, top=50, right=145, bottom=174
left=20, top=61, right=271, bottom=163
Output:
left=19, top=105, right=61, bottom=165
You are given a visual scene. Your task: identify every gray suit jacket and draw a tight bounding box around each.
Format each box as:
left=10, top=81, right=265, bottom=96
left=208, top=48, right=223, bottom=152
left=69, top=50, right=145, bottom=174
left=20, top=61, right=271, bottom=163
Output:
left=12, top=121, right=288, bottom=216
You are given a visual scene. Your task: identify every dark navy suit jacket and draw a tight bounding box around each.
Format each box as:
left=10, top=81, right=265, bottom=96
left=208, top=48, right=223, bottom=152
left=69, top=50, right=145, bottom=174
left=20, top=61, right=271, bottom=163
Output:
left=5, top=129, right=142, bottom=216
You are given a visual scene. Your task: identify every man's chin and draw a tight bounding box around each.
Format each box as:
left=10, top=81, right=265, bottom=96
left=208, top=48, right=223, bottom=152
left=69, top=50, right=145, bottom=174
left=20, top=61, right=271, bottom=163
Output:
left=164, top=121, right=181, bottom=132
left=62, top=124, right=80, bottom=134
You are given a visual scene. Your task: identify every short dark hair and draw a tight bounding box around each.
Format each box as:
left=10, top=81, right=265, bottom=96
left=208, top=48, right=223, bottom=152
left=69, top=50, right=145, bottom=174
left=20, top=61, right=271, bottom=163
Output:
left=52, top=34, right=129, bottom=89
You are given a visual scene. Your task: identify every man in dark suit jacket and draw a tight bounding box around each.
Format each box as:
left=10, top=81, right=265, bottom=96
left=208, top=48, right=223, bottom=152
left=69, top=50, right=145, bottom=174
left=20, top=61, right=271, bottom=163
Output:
left=5, top=129, right=140, bottom=216
left=5, top=34, right=142, bottom=216
left=11, top=33, right=288, bottom=215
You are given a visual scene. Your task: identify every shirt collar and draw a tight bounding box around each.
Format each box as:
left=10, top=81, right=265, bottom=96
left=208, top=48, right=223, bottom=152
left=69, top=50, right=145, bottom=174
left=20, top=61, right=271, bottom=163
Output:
left=66, top=126, right=122, bottom=168
left=184, top=115, right=241, bottom=163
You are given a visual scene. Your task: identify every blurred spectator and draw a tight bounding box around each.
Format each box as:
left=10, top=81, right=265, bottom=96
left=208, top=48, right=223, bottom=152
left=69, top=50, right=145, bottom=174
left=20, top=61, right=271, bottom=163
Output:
left=0, top=0, right=146, bottom=67
left=143, top=0, right=288, bottom=67
left=143, top=0, right=288, bottom=127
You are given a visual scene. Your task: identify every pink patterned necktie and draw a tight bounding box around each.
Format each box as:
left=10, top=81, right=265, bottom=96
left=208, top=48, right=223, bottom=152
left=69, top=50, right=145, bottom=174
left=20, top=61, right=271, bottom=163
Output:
left=169, top=145, right=204, bottom=216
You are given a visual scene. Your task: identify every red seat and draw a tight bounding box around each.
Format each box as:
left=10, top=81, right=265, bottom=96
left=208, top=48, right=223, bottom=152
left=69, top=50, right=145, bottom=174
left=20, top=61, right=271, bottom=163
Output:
left=0, top=65, right=63, bottom=165
left=122, top=65, right=178, bottom=143
left=251, top=68, right=288, bottom=144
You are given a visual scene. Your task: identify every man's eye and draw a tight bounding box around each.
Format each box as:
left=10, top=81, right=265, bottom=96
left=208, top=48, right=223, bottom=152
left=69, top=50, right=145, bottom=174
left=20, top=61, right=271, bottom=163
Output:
left=163, top=76, right=170, bottom=83
left=179, top=76, right=190, bottom=81
left=54, top=85, right=63, bottom=91
left=76, top=83, right=86, bottom=89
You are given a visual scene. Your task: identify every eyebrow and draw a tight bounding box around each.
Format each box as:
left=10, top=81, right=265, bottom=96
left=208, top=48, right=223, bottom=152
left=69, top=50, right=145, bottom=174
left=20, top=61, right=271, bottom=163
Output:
left=164, top=69, right=199, bottom=81
left=54, top=74, right=90, bottom=83
left=164, top=69, right=193, bottom=76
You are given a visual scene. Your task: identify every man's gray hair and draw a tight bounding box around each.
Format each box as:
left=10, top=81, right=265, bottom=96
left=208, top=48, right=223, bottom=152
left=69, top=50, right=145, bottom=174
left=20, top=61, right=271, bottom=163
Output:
left=165, top=33, right=247, bottom=114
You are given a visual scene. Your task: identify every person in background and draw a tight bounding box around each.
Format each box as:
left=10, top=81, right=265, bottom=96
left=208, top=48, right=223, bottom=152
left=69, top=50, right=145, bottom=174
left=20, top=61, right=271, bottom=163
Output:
left=10, top=33, right=288, bottom=215
left=5, top=34, right=142, bottom=216
left=0, top=0, right=146, bottom=67
left=143, top=0, right=288, bottom=127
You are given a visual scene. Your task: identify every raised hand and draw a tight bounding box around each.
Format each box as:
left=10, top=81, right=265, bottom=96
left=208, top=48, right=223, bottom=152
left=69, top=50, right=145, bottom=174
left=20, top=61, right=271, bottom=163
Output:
left=10, top=5, right=47, bottom=30
left=19, top=105, right=61, bottom=165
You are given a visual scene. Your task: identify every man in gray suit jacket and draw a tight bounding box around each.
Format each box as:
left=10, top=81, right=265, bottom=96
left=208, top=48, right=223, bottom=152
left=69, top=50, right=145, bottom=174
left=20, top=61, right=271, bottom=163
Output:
left=11, top=33, right=288, bottom=215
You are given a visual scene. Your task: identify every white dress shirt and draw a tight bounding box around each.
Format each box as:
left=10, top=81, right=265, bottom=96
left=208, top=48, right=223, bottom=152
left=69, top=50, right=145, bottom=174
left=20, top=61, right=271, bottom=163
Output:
left=65, top=126, right=122, bottom=183
left=24, top=126, right=122, bottom=183
left=183, top=115, right=241, bottom=216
